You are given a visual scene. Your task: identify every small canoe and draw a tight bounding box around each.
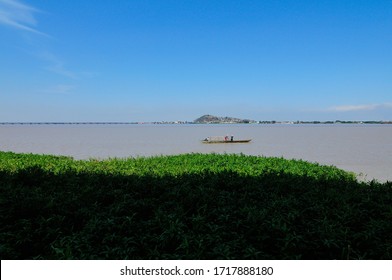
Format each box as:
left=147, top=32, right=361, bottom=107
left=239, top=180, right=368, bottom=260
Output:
left=202, top=139, right=251, bottom=144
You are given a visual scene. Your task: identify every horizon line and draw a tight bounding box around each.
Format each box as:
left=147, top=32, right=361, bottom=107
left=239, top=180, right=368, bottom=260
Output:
left=1, top=120, right=392, bottom=125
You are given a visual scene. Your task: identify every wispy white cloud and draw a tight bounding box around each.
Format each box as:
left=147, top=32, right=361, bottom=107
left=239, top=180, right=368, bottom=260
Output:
left=328, top=103, right=392, bottom=112
left=38, top=51, right=78, bottom=79
left=329, top=104, right=378, bottom=112
left=39, top=84, right=75, bottom=94
left=0, top=0, right=47, bottom=36
left=1, top=1, right=89, bottom=82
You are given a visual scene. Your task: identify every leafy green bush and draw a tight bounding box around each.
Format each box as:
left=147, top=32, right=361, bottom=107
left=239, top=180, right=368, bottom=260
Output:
left=1, top=151, right=391, bottom=259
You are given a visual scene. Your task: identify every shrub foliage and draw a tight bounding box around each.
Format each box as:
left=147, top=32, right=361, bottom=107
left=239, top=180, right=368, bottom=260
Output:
left=1, top=151, right=391, bottom=259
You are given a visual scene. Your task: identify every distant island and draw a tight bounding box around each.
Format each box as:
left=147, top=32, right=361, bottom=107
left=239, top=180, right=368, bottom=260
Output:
left=194, top=114, right=256, bottom=124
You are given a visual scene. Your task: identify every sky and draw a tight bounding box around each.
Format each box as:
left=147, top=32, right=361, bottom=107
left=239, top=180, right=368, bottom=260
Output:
left=0, top=0, right=391, bottom=122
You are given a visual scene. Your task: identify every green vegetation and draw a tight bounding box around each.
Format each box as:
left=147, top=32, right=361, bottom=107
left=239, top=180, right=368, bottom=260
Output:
left=1, top=151, right=391, bottom=259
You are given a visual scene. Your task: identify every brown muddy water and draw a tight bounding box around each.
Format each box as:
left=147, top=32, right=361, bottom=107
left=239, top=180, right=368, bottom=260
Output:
left=1, top=124, right=391, bottom=182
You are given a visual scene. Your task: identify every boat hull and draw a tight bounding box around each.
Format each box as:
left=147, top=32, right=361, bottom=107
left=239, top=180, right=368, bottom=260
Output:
left=202, top=139, right=251, bottom=144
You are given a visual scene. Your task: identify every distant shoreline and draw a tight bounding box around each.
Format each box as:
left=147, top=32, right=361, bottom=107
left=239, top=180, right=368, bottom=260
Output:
left=1, top=121, right=392, bottom=125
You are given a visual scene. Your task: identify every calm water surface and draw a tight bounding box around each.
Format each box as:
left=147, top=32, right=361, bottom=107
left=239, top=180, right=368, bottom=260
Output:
left=1, top=124, right=391, bottom=182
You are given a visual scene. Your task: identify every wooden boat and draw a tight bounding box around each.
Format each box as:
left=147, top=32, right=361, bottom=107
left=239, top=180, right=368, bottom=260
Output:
left=202, top=138, right=251, bottom=144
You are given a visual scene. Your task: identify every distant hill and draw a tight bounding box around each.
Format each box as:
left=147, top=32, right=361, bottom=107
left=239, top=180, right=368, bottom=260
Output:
left=194, top=114, right=255, bottom=124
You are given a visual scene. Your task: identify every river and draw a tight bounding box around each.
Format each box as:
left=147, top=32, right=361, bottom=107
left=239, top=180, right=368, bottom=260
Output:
left=1, top=124, right=391, bottom=182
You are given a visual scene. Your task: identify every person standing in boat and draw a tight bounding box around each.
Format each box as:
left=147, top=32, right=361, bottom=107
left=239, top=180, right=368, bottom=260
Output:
left=231, top=135, right=234, bottom=142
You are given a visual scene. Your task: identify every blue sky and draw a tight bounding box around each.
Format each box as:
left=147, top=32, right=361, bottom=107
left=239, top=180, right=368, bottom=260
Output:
left=1, top=0, right=391, bottom=122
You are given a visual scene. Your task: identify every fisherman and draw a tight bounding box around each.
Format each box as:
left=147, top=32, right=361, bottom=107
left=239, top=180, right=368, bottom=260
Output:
left=231, top=135, right=234, bottom=142
left=224, top=135, right=229, bottom=141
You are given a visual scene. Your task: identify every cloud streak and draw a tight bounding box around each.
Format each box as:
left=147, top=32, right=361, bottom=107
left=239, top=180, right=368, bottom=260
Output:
left=0, top=0, right=47, bottom=36
left=39, top=84, right=75, bottom=94
left=328, top=103, right=392, bottom=112
left=38, top=51, right=78, bottom=79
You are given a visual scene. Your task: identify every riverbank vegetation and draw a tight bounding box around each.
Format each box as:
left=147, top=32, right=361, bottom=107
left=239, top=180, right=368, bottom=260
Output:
left=1, top=151, right=391, bottom=259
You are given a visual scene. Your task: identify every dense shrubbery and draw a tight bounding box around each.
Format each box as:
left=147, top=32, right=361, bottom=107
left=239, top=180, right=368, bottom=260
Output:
left=1, top=151, right=391, bottom=259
